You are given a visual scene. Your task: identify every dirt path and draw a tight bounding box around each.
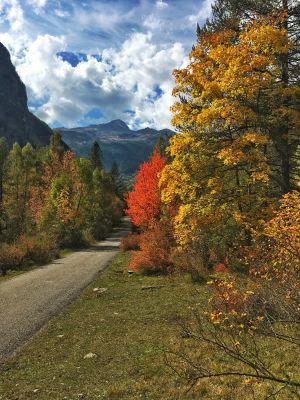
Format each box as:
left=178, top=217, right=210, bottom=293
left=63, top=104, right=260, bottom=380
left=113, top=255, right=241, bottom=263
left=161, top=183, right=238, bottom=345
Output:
left=0, top=219, right=130, bottom=361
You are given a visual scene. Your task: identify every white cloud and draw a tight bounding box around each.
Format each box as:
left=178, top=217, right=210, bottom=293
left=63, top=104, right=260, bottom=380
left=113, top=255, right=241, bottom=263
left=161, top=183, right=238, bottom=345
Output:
left=188, top=0, right=213, bottom=26
left=144, top=14, right=161, bottom=30
left=156, top=0, right=168, bottom=9
left=0, top=0, right=24, bottom=31
left=54, top=8, right=69, bottom=18
left=11, top=30, right=185, bottom=128
left=27, top=0, right=48, bottom=10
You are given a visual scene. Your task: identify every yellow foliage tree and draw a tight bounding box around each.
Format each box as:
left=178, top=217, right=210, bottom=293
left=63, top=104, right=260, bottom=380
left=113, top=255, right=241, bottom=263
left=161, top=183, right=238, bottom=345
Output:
left=161, top=14, right=297, bottom=261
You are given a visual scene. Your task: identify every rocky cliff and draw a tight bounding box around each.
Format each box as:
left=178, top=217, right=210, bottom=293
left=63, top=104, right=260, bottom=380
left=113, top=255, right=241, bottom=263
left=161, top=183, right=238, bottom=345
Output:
left=0, top=42, right=53, bottom=146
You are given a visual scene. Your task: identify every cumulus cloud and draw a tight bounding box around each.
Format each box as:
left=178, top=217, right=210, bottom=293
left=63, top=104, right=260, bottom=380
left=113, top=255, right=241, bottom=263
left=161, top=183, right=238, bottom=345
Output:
left=0, top=0, right=24, bottom=31
left=0, top=0, right=212, bottom=129
left=188, top=0, right=214, bottom=26
left=13, top=31, right=185, bottom=128
left=27, top=0, right=48, bottom=11
left=156, top=0, right=168, bottom=9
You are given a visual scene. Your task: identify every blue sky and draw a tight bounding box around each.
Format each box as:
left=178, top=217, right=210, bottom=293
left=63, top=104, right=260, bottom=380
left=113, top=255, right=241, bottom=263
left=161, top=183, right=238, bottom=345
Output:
left=0, top=0, right=213, bottom=129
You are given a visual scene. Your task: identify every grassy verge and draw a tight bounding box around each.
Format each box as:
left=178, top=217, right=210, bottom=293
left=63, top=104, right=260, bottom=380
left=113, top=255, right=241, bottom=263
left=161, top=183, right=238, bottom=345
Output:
left=0, top=252, right=297, bottom=399
left=0, top=252, right=201, bottom=399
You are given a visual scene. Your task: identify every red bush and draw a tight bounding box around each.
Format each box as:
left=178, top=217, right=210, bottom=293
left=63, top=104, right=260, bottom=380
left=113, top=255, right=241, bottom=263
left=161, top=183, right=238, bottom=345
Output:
left=120, top=234, right=140, bottom=252
left=213, top=263, right=230, bottom=274
left=128, top=221, right=174, bottom=274
left=125, top=150, right=165, bottom=229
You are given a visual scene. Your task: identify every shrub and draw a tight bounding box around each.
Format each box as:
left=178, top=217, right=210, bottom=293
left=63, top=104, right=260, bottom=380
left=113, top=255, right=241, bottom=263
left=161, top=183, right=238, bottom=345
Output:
left=120, top=234, right=140, bottom=252
left=171, top=242, right=210, bottom=283
left=128, top=221, right=174, bottom=274
left=213, top=263, right=230, bottom=274
left=0, top=243, right=27, bottom=275
left=20, top=234, right=59, bottom=265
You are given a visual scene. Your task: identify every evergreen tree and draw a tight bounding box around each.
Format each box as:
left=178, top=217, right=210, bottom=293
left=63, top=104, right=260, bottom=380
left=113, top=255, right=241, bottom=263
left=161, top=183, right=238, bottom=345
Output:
left=110, top=161, right=126, bottom=198
left=154, top=137, right=166, bottom=156
left=50, top=130, right=65, bottom=161
left=110, top=161, right=120, bottom=182
left=90, top=141, right=103, bottom=170
left=5, top=143, right=23, bottom=239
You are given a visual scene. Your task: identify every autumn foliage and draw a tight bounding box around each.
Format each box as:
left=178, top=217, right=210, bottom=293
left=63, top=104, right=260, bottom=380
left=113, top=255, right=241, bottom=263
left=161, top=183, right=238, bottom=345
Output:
left=125, top=149, right=165, bottom=229
left=128, top=220, right=174, bottom=274
left=122, top=3, right=299, bottom=394
left=0, top=132, right=123, bottom=274
left=160, top=13, right=298, bottom=263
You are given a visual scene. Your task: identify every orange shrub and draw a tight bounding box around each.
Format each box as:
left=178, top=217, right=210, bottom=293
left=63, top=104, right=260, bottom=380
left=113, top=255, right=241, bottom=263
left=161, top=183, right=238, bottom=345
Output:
left=128, top=221, right=174, bottom=274
left=213, top=263, right=230, bottom=274
left=120, top=234, right=140, bottom=252
left=20, top=234, right=59, bottom=265
left=0, top=243, right=27, bottom=275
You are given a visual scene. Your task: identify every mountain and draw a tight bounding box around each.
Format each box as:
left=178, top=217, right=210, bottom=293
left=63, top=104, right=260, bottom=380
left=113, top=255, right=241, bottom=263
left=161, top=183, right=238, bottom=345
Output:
left=60, top=120, right=174, bottom=174
left=0, top=42, right=53, bottom=147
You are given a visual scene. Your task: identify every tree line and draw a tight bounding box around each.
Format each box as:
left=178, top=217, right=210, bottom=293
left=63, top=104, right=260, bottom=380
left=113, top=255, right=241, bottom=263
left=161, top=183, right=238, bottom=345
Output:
left=0, top=132, right=124, bottom=275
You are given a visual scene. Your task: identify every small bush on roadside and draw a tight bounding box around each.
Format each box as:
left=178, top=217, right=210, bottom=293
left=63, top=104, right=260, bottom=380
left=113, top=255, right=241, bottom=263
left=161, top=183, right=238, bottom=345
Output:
left=0, top=243, right=27, bottom=275
left=20, top=234, right=59, bottom=265
left=120, top=234, right=140, bottom=252
left=129, top=221, right=174, bottom=274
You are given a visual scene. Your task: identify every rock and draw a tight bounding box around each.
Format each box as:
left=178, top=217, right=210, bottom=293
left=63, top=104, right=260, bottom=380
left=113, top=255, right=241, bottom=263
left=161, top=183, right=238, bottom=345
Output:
left=93, top=287, right=107, bottom=293
left=83, top=352, right=97, bottom=359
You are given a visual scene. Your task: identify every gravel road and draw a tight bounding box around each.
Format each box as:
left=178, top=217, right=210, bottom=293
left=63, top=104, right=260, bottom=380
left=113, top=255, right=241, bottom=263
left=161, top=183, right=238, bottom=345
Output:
left=0, top=219, right=130, bottom=361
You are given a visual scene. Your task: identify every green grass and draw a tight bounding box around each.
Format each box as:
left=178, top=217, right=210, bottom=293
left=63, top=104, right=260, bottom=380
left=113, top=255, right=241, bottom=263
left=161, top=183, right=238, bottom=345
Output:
left=0, top=253, right=298, bottom=399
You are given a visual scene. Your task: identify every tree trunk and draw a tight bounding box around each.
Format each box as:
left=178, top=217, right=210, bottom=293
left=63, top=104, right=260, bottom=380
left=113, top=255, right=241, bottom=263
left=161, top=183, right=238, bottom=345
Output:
left=280, top=0, right=291, bottom=194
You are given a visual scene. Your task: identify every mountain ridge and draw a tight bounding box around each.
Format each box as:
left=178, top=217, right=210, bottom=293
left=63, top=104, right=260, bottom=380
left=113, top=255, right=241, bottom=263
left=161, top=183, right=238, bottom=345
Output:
left=60, top=120, right=174, bottom=174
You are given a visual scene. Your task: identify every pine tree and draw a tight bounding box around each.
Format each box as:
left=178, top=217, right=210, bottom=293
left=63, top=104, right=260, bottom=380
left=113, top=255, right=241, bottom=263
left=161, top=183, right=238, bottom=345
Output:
left=50, top=130, right=65, bottom=161
left=20, top=143, right=36, bottom=227
left=110, top=161, right=120, bottom=181
left=5, top=143, right=23, bottom=239
left=89, top=141, right=103, bottom=171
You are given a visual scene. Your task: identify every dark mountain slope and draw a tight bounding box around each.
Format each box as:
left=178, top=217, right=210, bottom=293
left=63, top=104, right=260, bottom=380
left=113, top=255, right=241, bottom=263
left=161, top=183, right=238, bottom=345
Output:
left=0, top=42, right=53, bottom=146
